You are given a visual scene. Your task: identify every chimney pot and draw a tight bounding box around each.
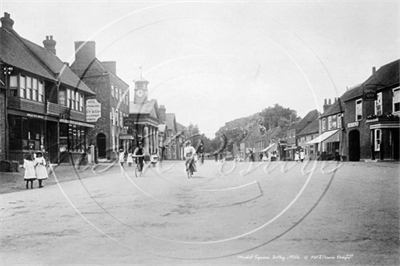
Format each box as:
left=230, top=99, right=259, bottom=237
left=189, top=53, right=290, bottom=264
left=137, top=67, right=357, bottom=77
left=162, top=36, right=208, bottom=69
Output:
left=372, top=66, right=376, bottom=74
left=43, top=35, right=57, bottom=55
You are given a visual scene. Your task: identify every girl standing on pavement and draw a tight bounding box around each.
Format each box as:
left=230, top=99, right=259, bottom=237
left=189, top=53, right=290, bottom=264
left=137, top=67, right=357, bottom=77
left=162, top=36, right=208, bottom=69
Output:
left=34, top=152, right=48, bottom=188
left=23, top=154, right=36, bottom=189
left=119, top=149, right=125, bottom=166
left=127, top=150, right=134, bottom=167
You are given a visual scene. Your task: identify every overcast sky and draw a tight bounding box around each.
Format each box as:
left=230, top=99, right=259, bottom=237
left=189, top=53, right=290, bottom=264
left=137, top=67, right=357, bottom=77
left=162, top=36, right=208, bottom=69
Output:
left=2, top=0, right=398, bottom=138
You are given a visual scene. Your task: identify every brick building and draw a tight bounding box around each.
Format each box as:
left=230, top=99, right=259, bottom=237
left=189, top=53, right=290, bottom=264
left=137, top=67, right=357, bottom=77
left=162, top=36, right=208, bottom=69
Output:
left=342, top=60, right=399, bottom=161
left=71, top=41, right=130, bottom=160
left=0, top=13, right=95, bottom=163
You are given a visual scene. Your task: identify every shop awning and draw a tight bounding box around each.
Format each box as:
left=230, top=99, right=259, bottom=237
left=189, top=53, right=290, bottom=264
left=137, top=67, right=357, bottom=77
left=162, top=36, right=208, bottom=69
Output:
left=306, top=129, right=339, bottom=145
left=284, top=145, right=298, bottom=151
left=261, top=143, right=277, bottom=152
left=119, top=134, right=134, bottom=140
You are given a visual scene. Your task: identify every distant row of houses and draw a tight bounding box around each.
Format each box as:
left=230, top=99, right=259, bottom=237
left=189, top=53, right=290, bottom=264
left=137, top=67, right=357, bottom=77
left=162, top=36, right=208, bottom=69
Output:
left=0, top=12, right=185, bottom=164
left=235, top=59, right=399, bottom=162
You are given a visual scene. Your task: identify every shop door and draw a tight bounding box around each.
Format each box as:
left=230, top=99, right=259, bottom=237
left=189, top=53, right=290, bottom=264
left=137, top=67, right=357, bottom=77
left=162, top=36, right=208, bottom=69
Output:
left=47, top=121, right=58, bottom=163
left=97, top=133, right=106, bottom=158
left=348, top=130, right=360, bottom=161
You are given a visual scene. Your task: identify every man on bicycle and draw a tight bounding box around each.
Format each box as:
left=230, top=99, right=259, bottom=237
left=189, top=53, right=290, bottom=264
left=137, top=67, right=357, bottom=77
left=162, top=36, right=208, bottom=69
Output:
left=196, top=141, right=205, bottom=165
left=133, top=142, right=145, bottom=176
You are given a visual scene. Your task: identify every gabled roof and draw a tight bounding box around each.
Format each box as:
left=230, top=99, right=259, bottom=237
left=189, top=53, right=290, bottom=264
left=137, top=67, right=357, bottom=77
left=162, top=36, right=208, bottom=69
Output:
left=129, top=99, right=158, bottom=115
left=21, top=38, right=94, bottom=95
left=287, top=121, right=300, bottom=131
left=165, top=113, right=177, bottom=131
left=320, top=100, right=344, bottom=118
left=342, top=59, right=399, bottom=102
left=176, top=122, right=185, bottom=131
left=364, top=59, right=399, bottom=89
left=0, top=28, right=54, bottom=80
left=297, top=118, right=319, bottom=136
left=295, top=109, right=319, bottom=132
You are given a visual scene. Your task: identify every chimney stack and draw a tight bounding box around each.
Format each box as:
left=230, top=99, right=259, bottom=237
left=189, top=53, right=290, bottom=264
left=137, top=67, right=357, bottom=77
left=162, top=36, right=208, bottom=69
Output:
left=43, top=35, right=56, bottom=55
left=323, top=98, right=332, bottom=113
left=74, top=41, right=96, bottom=63
left=159, top=105, right=166, bottom=122
left=1, top=12, right=14, bottom=30
left=372, top=66, right=376, bottom=74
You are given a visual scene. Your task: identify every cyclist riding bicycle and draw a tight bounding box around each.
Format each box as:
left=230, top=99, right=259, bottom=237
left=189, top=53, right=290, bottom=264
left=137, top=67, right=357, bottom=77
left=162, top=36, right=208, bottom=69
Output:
left=133, top=142, right=145, bottom=176
left=196, top=141, right=205, bottom=165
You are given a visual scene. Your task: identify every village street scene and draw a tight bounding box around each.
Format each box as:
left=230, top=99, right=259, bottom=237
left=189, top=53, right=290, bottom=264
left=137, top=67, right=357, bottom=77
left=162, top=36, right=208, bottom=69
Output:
left=1, top=1, right=399, bottom=266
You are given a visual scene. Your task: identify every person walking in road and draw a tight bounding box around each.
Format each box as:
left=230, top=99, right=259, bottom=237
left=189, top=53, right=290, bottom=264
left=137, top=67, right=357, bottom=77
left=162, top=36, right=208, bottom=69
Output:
left=184, top=140, right=196, bottom=178
left=300, top=149, right=305, bottom=162
left=34, top=152, right=48, bottom=188
left=249, top=149, right=254, bottom=162
left=119, top=149, right=125, bottom=166
left=23, top=154, right=36, bottom=189
left=295, top=151, right=300, bottom=162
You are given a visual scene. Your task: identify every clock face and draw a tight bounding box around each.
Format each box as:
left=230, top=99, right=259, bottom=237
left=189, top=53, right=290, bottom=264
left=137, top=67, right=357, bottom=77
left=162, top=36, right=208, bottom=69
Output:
left=136, top=89, right=144, bottom=97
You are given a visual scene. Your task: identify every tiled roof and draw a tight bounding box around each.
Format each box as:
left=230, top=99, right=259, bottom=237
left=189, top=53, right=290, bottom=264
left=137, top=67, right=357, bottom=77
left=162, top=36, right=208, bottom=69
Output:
left=287, top=121, right=300, bottom=131
left=129, top=99, right=157, bottom=114
left=320, top=100, right=344, bottom=118
left=296, top=109, right=319, bottom=132
left=297, top=118, right=319, bottom=136
left=21, top=38, right=94, bottom=95
left=0, top=28, right=54, bottom=80
left=342, top=60, right=399, bottom=102
left=165, top=113, right=176, bottom=131
left=176, top=122, right=185, bottom=131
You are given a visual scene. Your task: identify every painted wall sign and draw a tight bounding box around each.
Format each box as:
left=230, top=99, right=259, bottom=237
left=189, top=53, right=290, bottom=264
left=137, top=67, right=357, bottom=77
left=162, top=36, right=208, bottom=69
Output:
left=86, top=99, right=101, bottom=122
left=347, top=121, right=359, bottom=128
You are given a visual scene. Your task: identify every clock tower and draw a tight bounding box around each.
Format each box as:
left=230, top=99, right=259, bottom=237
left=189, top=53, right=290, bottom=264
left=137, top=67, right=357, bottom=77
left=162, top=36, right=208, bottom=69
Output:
left=134, top=75, right=149, bottom=104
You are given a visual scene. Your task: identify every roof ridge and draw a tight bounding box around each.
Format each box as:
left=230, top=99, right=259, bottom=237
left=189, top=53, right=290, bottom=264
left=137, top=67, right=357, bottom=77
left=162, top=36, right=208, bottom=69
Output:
left=5, top=28, right=56, bottom=81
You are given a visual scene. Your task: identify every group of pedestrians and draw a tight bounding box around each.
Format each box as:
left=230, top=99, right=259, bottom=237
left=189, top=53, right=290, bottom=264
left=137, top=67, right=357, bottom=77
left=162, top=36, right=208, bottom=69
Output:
left=23, top=152, right=48, bottom=189
left=295, top=149, right=305, bottom=162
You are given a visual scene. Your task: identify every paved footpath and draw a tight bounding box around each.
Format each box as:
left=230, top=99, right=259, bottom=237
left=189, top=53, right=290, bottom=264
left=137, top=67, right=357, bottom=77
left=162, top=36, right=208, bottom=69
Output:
left=1, top=161, right=399, bottom=265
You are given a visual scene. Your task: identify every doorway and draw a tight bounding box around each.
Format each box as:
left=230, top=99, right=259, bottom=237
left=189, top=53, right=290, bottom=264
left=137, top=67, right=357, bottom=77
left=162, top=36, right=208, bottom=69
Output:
left=348, top=130, right=360, bottom=161
left=97, top=133, right=106, bottom=158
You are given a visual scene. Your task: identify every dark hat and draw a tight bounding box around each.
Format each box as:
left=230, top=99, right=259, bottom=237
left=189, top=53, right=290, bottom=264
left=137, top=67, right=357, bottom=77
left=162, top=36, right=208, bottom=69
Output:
left=36, top=152, right=43, bottom=156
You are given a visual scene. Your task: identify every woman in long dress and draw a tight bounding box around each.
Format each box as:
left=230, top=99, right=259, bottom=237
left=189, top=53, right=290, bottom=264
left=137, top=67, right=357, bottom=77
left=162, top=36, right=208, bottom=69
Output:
left=23, top=154, right=36, bottom=189
left=35, top=152, right=48, bottom=188
left=184, top=140, right=196, bottom=178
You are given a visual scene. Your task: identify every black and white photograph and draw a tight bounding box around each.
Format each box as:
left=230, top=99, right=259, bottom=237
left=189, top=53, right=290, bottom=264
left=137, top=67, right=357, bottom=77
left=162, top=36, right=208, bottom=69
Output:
left=0, top=0, right=399, bottom=265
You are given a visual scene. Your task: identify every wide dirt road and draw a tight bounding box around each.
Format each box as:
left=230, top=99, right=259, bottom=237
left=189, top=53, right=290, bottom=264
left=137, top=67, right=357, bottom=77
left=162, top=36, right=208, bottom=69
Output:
left=1, top=160, right=399, bottom=265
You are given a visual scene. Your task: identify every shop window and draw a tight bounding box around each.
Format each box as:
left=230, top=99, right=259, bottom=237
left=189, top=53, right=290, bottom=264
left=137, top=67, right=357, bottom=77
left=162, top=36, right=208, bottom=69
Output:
left=8, top=115, right=22, bottom=150
left=393, top=88, right=400, bottom=113
left=374, top=129, right=381, bottom=151
left=356, top=99, right=362, bottom=121
left=375, top=92, right=382, bottom=115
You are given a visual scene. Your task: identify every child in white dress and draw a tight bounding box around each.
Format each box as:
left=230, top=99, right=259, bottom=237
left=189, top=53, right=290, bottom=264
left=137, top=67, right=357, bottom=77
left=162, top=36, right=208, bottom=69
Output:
left=23, top=154, right=36, bottom=189
left=35, top=152, right=48, bottom=188
left=127, top=152, right=134, bottom=167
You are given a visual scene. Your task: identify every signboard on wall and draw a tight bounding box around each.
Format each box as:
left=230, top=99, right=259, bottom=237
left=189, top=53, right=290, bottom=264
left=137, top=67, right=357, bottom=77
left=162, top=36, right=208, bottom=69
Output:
left=363, top=85, right=377, bottom=101
left=86, top=99, right=101, bottom=122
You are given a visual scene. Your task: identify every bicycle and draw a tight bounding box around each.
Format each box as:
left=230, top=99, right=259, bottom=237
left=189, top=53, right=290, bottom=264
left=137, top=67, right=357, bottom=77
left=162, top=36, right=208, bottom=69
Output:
left=132, top=154, right=145, bottom=178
